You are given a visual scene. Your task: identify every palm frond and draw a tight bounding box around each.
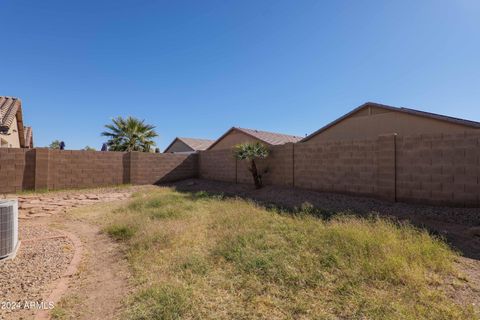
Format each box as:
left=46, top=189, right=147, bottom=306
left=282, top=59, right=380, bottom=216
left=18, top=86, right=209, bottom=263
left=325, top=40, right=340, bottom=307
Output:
left=102, top=116, right=158, bottom=152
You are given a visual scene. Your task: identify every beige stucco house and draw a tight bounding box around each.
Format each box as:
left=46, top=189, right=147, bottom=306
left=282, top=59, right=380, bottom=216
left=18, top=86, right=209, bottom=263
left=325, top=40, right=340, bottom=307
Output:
left=0, top=96, right=34, bottom=148
left=164, top=137, right=214, bottom=154
left=208, top=127, right=302, bottom=150
left=302, top=102, right=480, bottom=143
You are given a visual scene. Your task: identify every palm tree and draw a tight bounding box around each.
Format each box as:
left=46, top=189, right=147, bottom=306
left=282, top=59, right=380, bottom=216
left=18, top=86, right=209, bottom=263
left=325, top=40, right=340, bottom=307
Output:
left=233, top=142, right=269, bottom=189
left=102, top=116, right=158, bottom=152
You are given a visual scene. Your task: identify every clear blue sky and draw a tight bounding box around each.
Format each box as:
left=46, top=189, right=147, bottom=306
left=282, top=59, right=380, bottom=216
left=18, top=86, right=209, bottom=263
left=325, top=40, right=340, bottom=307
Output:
left=1, top=0, right=479, bottom=150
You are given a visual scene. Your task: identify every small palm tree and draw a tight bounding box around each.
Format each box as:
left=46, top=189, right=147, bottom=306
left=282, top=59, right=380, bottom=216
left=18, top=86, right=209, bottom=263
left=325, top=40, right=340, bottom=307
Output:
left=102, top=116, right=158, bottom=152
left=233, top=142, right=269, bottom=189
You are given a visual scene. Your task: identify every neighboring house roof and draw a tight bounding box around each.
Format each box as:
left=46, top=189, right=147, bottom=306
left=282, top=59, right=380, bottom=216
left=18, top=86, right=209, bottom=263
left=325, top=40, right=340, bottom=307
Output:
left=0, top=97, right=21, bottom=132
left=0, top=96, right=27, bottom=147
left=164, top=137, right=215, bottom=153
left=178, top=137, right=214, bottom=151
left=301, top=102, right=480, bottom=142
left=208, top=127, right=302, bottom=150
left=24, top=126, right=34, bottom=148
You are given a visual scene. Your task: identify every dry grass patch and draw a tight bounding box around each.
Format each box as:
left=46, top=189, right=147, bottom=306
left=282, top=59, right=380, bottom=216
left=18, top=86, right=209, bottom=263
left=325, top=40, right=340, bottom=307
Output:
left=101, top=188, right=477, bottom=320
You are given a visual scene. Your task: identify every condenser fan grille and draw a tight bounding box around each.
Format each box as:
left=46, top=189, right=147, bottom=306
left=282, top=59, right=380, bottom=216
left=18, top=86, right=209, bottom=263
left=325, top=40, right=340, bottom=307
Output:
left=0, top=200, right=18, bottom=259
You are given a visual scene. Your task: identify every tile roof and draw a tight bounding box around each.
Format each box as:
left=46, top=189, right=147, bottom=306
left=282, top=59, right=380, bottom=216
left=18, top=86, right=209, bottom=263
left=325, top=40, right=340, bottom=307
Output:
left=24, top=126, right=34, bottom=148
left=0, top=96, right=34, bottom=148
left=0, top=96, right=21, bottom=133
left=302, top=102, right=480, bottom=142
left=164, top=137, right=215, bottom=152
left=235, top=127, right=303, bottom=144
left=208, top=127, right=302, bottom=150
left=178, top=137, right=214, bottom=151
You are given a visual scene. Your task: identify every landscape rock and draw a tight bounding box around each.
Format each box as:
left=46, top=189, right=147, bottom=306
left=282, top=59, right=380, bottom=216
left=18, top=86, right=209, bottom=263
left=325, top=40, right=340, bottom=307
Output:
left=6, top=187, right=137, bottom=219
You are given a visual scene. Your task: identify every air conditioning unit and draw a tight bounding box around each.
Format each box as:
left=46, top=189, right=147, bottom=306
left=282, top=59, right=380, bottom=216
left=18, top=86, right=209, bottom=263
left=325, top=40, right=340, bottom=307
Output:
left=0, top=199, right=19, bottom=260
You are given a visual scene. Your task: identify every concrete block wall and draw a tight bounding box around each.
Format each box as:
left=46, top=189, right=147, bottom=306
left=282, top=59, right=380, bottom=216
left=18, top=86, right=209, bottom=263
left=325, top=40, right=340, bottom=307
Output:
left=294, top=138, right=378, bottom=196
left=131, top=152, right=198, bottom=185
left=46, top=150, right=126, bottom=190
left=199, top=139, right=379, bottom=196
left=0, top=149, right=198, bottom=194
left=396, top=132, right=480, bottom=207
left=2, top=132, right=479, bottom=207
left=376, top=134, right=397, bottom=201
left=0, top=149, right=35, bottom=193
left=198, top=132, right=480, bottom=207
left=199, top=149, right=236, bottom=182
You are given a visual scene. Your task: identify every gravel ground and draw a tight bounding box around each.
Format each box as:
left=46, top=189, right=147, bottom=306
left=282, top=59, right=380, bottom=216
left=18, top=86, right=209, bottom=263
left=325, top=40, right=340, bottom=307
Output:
left=0, top=186, right=142, bottom=319
left=0, top=223, right=74, bottom=320
left=168, top=178, right=480, bottom=259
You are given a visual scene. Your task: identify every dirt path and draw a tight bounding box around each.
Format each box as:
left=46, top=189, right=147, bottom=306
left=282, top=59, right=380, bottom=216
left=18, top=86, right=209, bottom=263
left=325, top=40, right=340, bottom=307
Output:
left=48, top=215, right=132, bottom=319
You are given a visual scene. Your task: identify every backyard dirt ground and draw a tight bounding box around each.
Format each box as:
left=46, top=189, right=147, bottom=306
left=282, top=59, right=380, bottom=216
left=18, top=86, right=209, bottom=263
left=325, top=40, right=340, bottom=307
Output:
left=0, top=181, right=478, bottom=319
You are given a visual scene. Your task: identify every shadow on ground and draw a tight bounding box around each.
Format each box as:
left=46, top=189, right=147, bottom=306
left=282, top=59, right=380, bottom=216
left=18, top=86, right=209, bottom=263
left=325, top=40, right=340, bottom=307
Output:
left=162, top=178, right=480, bottom=260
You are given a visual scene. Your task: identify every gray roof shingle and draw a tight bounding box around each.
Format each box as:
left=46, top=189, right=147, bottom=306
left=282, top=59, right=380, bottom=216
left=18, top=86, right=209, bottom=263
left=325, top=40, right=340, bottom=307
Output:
left=164, top=137, right=215, bottom=152
left=177, top=137, right=214, bottom=151
left=235, top=127, right=302, bottom=145
left=208, top=127, right=302, bottom=150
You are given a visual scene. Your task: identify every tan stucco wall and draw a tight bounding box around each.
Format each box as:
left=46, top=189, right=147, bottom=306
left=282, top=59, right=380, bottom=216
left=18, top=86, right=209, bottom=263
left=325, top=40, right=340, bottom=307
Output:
left=0, top=116, right=20, bottom=148
left=306, top=107, right=479, bottom=143
left=165, top=140, right=194, bottom=153
left=209, top=130, right=262, bottom=150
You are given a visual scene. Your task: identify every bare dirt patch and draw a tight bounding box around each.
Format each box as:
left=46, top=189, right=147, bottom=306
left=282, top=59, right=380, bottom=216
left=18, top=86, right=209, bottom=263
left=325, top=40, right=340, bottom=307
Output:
left=49, top=214, right=133, bottom=320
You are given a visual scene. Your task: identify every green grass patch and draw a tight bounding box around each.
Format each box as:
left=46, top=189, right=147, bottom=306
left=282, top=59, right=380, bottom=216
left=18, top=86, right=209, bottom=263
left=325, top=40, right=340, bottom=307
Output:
left=124, top=193, right=193, bottom=220
left=100, top=188, right=477, bottom=320
left=104, top=224, right=136, bottom=241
